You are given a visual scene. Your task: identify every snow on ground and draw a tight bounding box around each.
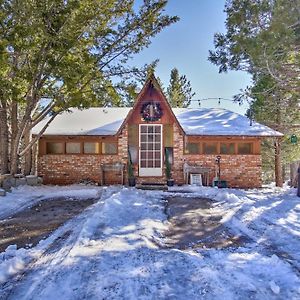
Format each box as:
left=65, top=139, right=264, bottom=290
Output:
left=0, top=184, right=300, bottom=299
left=0, top=184, right=102, bottom=219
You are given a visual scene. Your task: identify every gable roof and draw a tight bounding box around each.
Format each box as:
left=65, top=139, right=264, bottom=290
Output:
left=173, top=108, right=283, bottom=137
left=33, top=107, right=283, bottom=137
left=33, top=107, right=131, bottom=136
left=116, top=74, right=185, bottom=135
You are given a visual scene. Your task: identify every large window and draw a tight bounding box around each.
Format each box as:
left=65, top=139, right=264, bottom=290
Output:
left=203, top=142, right=218, bottom=154
left=102, top=142, right=117, bottom=154
left=66, top=142, right=81, bottom=154
left=84, top=142, right=99, bottom=154
left=220, top=143, right=235, bottom=154
left=238, top=143, right=253, bottom=154
left=46, top=142, right=64, bottom=154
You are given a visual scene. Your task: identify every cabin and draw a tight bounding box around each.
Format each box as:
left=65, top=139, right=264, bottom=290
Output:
left=33, top=75, right=283, bottom=188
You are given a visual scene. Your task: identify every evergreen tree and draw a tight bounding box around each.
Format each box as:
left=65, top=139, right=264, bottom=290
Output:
left=166, top=68, right=195, bottom=108
left=208, top=0, right=300, bottom=186
left=0, top=0, right=178, bottom=174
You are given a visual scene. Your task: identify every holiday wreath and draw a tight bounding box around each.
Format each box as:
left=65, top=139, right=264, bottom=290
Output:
left=140, top=102, right=163, bottom=122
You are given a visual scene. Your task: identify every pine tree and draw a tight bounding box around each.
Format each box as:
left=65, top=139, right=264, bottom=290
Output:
left=0, top=0, right=179, bottom=175
left=166, top=68, right=195, bottom=108
left=208, top=0, right=300, bottom=186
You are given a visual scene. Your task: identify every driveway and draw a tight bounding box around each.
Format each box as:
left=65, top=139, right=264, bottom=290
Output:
left=164, top=194, right=248, bottom=249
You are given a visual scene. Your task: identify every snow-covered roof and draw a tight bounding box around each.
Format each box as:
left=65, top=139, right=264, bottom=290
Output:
left=33, top=107, right=131, bottom=136
left=33, top=107, right=283, bottom=137
left=173, top=108, right=283, bottom=137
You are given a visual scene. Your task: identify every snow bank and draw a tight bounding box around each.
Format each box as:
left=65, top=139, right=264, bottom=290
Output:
left=0, top=185, right=104, bottom=284
left=0, top=184, right=102, bottom=219
left=1, top=185, right=300, bottom=299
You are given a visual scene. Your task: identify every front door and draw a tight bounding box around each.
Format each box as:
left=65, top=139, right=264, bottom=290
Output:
left=139, top=124, right=162, bottom=176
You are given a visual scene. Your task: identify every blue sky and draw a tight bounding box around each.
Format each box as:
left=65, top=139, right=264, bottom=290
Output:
left=131, top=1, right=252, bottom=115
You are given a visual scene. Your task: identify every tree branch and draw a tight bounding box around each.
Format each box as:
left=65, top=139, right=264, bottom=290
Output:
left=19, top=111, right=60, bottom=157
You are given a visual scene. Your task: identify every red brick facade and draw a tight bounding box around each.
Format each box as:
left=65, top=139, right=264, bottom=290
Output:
left=39, top=126, right=128, bottom=185
left=38, top=122, right=262, bottom=188
left=37, top=77, right=263, bottom=188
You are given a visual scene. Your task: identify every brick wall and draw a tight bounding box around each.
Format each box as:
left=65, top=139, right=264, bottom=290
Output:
left=172, top=123, right=185, bottom=184
left=38, top=123, right=262, bottom=188
left=38, top=127, right=128, bottom=185
left=170, top=123, right=262, bottom=188
left=181, top=154, right=262, bottom=188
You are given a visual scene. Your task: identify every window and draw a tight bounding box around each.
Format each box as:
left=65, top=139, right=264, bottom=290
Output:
left=203, top=142, right=217, bottom=154
left=46, top=142, right=64, bottom=154
left=66, top=142, right=81, bottom=154
left=220, top=143, right=235, bottom=154
left=238, top=143, right=253, bottom=154
left=164, top=124, right=173, bottom=147
left=102, top=142, right=117, bottom=154
left=128, top=125, right=138, bottom=164
left=84, top=142, right=99, bottom=154
left=165, top=147, right=173, bottom=164
left=185, top=143, right=200, bottom=154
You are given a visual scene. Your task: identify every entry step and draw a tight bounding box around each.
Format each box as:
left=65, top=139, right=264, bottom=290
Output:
left=136, top=184, right=168, bottom=191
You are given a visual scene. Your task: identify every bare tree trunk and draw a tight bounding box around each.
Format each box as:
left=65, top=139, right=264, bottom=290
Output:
left=10, top=143, right=19, bottom=175
left=31, top=141, right=38, bottom=176
left=290, top=161, right=300, bottom=187
left=23, top=124, right=32, bottom=175
left=10, top=110, right=29, bottom=175
left=274, top=138, right=283, bottom=187
left=0, top=102, right=9, bottom=174
left=282, top=164, right=286, bottom=183
left=11, top=101, right=18, bottom=143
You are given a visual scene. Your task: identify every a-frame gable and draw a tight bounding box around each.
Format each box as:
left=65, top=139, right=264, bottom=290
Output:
left=117, top=74, right=185, bottom=134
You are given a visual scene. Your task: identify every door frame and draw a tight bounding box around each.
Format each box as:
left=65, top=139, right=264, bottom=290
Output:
left=138, top=124, right=163, bottom=177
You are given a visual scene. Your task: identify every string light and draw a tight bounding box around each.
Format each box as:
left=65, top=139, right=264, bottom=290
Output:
left=189, top=97, right=253, bottom=126
left=190, top=97, right=238, bottom=105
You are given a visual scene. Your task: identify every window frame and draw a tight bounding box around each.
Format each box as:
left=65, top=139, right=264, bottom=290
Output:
left=202, top=142, right=218, bottom=155
left=46, top=142, right=65, bottom=154
left=220, top=142, right=236, bottom=155
left=65, top=142, right=81, bottom=154
left=185, top=142, right=201, bottom=155
left=237, top=142, right=253, bottom=155
left=101, top=141, right=118, bottom=155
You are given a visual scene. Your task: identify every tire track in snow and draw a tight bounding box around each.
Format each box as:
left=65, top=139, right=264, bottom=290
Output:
left=2, top=188, right=119, bottom=300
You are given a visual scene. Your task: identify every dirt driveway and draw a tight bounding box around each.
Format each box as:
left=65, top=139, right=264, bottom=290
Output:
left=164, top=194, right=248, bottom=249
left=0, top=192, right=246, bottom=254
left=0, top=197, right=97, bottom=253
